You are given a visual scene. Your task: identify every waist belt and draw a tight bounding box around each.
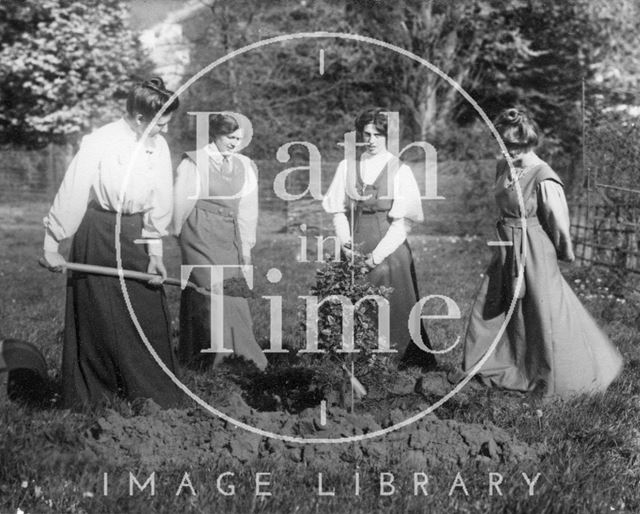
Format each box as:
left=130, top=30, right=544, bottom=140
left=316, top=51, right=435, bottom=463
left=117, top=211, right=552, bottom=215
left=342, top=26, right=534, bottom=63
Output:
left=87, top=202, right=141, bottom=217
left=495, top=216, right=540, bottom=302
left=195, top=200, right=235, bottom=218
left=499, top=216, right=540, bottom=228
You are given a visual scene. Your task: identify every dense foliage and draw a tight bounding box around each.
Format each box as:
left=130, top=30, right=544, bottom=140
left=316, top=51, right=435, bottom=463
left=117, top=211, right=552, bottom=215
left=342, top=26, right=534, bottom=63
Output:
left=2, top=0, right=639, bottom=162
left=0, top=0, right=149, bottom=147
left=170, top=0, right=640, bottom=165
left=303, top=252, right=393, bottom=380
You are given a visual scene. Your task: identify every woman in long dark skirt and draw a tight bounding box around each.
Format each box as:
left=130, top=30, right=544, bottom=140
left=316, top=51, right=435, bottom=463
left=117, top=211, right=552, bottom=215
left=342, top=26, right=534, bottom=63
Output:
left=41, top=77, right=184, bottom=409
left=322, top=108, right=437, bottom=368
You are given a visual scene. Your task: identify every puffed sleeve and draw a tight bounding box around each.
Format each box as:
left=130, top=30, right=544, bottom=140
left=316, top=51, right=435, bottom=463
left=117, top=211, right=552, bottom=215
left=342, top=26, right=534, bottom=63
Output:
left=237, top=158, right=259, bottom=259
left=322, top=160, right=348, bottom=214
left=43, top=134, right=99, bottom=252
left=370, top=219, right=411, bottom=264
left=538, top=180, right=575, bottom=262
left=388, top=163, right=424, bottom=223
left=370, top=163, right=423, bottom=264
left=171, top=156, right=199, bottom=237
left=141, top=138, right=173, bottom=256
left=322, top=160, right=352, bottom=247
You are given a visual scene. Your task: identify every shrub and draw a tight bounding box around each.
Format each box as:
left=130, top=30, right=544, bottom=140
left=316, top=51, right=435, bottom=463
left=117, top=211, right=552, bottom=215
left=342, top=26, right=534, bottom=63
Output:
left=299, top=252, right=393, bottom=397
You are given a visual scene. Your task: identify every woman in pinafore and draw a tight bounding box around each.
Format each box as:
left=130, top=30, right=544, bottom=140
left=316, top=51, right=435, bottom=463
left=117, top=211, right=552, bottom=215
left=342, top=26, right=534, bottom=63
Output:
left=462, top=107, right=622, bottom=397
left=173, top=114, right=267, bottom=370
left=323, top=108, right=437, bottom=368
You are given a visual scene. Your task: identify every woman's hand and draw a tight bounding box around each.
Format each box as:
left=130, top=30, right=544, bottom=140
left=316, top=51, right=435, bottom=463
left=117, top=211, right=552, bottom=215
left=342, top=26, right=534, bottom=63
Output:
left=364, top=254, right=376, bottom=270
left=241, top=252, right=253, bottom=284
left=342, top=241, right=362, bottom=261
left=41, top=250, right=66, bottom=272
left=147, top=255, right=167, bottom=285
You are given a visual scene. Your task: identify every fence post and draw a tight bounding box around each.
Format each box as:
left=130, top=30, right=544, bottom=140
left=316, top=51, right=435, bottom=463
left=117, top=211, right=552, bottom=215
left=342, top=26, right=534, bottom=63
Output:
left=47, top=143, right=56, bottom=197
left=581, top=77, right=589, bottom=224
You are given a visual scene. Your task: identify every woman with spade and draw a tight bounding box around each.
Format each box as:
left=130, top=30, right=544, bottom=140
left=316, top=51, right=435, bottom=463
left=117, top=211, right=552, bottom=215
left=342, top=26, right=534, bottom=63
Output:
left=41, top=77, right=183, bottom=409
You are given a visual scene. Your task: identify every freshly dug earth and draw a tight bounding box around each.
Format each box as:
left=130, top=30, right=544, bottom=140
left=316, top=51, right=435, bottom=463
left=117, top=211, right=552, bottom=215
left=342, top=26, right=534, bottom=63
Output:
left=86, top=382, right=542, bottom=469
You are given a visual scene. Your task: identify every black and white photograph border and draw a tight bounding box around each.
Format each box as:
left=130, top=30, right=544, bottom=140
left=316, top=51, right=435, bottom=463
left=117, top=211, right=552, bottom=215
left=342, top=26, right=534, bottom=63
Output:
left=1, top=1, right=639, bottom=513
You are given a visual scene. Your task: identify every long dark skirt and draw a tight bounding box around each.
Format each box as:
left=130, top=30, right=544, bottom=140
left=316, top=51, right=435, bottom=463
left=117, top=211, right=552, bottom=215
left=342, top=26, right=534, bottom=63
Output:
left=61, top=206, right=183, bottom=409
left=353, top=211, right=437, bottom=368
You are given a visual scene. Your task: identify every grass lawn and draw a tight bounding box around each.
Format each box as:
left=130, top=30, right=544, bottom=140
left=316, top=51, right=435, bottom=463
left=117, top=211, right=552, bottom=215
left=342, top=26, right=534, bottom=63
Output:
left=1, top=193, right=639, bottom=513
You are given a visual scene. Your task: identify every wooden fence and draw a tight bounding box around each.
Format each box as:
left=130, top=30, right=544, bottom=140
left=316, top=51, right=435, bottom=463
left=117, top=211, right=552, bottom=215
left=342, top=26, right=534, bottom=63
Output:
left=575, top=89, right=640, bottom=277
left=571, top=202, right=640, bottom=274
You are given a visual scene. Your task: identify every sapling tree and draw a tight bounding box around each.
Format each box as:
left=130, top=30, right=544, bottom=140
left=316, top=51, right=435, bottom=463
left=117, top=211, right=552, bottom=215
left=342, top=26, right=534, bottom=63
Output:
left=301, top=251, right=394, bottom=400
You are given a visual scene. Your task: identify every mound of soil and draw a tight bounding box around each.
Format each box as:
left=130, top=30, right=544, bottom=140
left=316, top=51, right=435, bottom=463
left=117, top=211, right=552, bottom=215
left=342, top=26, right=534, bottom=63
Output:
left=86, top=391, right=542, bottom=469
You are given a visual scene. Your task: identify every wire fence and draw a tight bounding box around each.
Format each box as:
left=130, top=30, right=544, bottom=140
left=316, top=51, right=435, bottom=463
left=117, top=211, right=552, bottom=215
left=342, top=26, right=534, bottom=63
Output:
left=0, top=144, right=71, bottom=199
left=570, top=84, right=640, bottom=277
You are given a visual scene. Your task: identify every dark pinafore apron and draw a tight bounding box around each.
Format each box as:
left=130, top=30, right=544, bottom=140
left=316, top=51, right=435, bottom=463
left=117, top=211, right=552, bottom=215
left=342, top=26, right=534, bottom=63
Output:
left=177, top=152, right=267, bottom=370
left=463, top=161, right=622, bottom=396
left=349, top=160, right=436, bottom=368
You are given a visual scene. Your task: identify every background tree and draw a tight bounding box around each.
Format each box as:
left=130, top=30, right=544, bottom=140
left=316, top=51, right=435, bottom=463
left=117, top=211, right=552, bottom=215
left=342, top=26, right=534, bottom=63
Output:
left=173, top=0, right=355, bottom=161
left=581, top=0, right=640, bottom=100
left=343, top=0, right=537, bottom=142
left=0, top=0, right=150, bottom=148
left=341, top=0, right=639, bottom=157
left=176, top=0, right=640, bottom=160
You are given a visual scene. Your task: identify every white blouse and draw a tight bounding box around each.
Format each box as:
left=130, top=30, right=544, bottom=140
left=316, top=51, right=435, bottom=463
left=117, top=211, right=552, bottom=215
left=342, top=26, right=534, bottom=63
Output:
left=171, top=144, right=259, bottom=259
left=43, top=118, right=173, bottom=257
left=322, top=150, right=424, bottom=264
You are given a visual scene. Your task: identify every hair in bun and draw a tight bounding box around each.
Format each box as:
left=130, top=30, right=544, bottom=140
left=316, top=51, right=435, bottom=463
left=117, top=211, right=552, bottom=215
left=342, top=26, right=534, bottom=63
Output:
left=502, top=108, right=523, bottom=124
left=126, top=76, right=179, bottom=120
left=144, top=77, right=166, bottom=89
left=494, top=106, right=539, bottom=150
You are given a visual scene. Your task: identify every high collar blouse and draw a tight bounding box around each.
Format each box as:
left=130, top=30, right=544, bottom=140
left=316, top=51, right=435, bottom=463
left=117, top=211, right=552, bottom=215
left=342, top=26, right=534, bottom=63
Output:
left=43, top=118, right=173, bottom=256
left=322, top=150, right=424, bottom=223
left=171, top=143, right=259, bottom=258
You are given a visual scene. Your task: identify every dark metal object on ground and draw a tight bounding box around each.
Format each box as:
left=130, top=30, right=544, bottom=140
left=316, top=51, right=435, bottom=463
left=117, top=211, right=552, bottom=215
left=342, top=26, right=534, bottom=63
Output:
left=1, top=339, right=48, bottom=404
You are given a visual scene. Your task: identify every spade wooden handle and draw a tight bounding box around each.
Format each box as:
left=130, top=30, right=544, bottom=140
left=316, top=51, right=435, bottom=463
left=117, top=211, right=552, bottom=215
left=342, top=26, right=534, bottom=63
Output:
left=38, top=259, right=182, bottom=287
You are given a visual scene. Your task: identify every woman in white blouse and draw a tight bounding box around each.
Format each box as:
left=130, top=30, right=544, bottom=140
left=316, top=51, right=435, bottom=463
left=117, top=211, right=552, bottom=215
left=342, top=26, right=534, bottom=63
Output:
left=41, top=77, right=183, bottom=409
left=322, top=108, right=437, bottom=368
left=462, top=107, right=622, bottom=397
left=172, top=114, right=267, bottom=371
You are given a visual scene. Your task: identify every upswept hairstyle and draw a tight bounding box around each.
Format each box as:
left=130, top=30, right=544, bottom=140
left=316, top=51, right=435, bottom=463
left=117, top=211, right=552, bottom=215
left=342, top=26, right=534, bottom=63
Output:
left=355, top=108, right=389, bottom=138
left=126, top=77, right=179, bottom=120
left=494, top=107, right=539, bottom=151
left=209, top=114, right=240, bottom=140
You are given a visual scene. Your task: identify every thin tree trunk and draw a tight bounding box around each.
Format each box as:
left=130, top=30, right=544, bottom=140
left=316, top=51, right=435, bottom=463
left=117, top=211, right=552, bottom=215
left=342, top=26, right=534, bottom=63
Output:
left=211, top=2, right=239, bottom=109
left=418, top=77, right=438, bottom=141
